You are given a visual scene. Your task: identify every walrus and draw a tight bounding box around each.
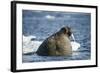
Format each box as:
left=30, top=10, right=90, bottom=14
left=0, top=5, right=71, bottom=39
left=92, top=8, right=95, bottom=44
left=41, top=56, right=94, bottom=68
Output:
left=36, top=26, right=72, bottom=56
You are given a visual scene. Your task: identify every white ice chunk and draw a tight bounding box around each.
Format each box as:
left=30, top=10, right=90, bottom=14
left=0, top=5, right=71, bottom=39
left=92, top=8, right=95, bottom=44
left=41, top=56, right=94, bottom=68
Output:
left=71, top=41, right=80, bottom=51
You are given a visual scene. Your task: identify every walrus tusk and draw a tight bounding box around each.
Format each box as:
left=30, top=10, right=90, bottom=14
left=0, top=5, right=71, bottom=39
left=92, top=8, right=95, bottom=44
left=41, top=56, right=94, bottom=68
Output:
left=71, top=33, right=80, bottom=51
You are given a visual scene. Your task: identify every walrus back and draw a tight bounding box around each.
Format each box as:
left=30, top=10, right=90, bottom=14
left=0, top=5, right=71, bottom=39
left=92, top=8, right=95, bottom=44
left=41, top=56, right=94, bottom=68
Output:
left=36, top=39, right=49, bottom=56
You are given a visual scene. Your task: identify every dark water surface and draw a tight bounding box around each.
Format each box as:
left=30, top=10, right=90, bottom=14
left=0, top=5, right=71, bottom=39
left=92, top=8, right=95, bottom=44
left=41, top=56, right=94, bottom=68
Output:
left=22, top=10, right=91, bottom=62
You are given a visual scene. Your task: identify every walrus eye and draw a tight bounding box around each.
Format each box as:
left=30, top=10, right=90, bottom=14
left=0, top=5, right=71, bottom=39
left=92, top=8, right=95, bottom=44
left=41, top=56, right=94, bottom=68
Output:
left=60, top=26, right=72, bottom=37
left=60, top=27, right=67, bottom=34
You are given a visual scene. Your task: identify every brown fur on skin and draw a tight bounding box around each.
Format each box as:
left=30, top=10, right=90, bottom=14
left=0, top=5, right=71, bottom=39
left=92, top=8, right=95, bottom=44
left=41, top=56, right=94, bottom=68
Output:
left=36, top=26, right=72, bottom=56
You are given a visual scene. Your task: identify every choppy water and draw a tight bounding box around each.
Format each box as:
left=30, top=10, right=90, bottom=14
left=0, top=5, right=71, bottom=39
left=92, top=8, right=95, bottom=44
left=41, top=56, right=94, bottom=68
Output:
left=22, top=10, right=91, bottom=63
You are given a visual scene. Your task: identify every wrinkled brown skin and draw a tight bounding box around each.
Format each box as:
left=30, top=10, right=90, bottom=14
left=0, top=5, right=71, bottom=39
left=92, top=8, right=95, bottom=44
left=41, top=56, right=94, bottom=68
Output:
left=36, top=26, right=72, bottom=56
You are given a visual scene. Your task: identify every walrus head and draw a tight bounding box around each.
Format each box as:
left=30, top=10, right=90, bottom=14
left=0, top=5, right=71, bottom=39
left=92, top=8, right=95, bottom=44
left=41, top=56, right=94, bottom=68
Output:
left=60, top=26, right=72, bottom=37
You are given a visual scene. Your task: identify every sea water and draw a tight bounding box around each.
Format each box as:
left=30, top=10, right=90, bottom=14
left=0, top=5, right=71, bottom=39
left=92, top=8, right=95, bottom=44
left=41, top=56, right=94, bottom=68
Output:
left=22, top=10, right=91, bottom=62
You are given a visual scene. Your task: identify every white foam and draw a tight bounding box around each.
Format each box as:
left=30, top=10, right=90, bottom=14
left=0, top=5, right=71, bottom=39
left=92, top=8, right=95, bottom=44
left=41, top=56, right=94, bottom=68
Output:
left=22, top=35, right=40, bottom=54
